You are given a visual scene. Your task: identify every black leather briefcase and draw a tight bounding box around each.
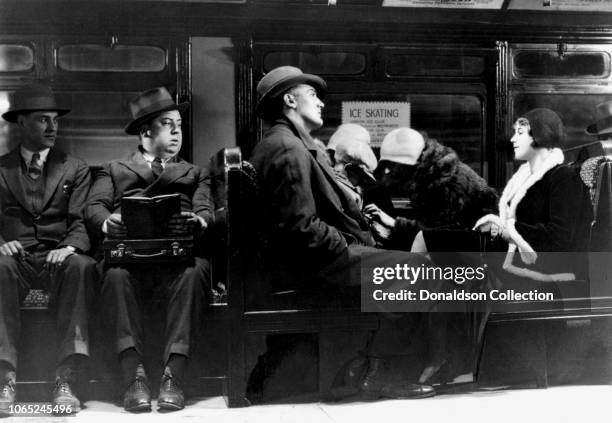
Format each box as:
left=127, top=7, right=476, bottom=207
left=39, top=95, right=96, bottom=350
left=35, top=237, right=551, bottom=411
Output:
left=103, top=236, right=194, bottom=265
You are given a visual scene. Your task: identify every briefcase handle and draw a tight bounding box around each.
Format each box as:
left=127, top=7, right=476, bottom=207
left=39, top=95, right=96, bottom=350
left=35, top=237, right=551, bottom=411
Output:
left=129, top=251, right=168, bottom=259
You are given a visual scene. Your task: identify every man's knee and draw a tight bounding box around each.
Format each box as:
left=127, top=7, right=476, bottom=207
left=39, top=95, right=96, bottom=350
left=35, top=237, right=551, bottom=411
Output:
left=175, top=258, right=210, bottom=294
left=64, top=253, right=97, bottom=273
left=0, top=255, right=19, bottom=275
left=101, top=266, right=132, bottom=294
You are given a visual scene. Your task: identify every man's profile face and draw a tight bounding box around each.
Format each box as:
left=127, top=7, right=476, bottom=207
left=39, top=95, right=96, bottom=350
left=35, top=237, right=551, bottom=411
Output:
left=18, top=111, right=59, bottom=151
left=287, top=84, right=324, bottom=131
left=143, top=110, right=182, bottom=158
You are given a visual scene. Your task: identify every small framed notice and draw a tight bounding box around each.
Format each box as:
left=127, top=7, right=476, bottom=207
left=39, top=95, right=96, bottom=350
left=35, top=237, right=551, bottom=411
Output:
left=341, top=101, right=411, bottom=147
left=382, top=0, right=504, bottom=8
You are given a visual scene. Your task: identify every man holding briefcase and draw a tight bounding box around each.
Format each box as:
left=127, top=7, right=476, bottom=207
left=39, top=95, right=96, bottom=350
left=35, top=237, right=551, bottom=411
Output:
left=85, top=87, right=212, bottom=412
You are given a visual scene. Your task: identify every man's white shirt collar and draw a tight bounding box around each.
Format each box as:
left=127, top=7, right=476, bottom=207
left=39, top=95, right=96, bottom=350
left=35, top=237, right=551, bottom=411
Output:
left=141, top=150, right=171, bottom=169
left=20, top=146, right=50, bottom=166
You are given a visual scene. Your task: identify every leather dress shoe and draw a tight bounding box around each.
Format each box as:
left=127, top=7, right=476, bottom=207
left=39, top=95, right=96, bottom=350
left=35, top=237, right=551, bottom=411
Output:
left=359, top=357, right=436, bottom=400
left=52, top=380, right=80, bottom=413
left=328, top=355, right=369, bottom=401
left=0, top=380, right=15, bottom=414
left=123, top=377, right=151, bottom=412
left=158, top=375, right=184, bottom=411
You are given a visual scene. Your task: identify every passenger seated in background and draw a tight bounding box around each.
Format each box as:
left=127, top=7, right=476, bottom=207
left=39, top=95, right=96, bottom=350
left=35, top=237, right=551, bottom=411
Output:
left=326, top=123, right=371, bottom=167
left=364, top=127, right=498, bottom=384
left=365, top=127, right=498, bottom=252
left=0, top=84, right=97, bottom=413
left=250, top=65, right=461, bottom=400
left=85, top=87, right=212, bottom=412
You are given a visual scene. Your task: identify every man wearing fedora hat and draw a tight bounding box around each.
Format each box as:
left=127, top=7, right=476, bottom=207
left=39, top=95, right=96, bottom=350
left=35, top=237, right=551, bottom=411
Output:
left=0, top=83, right=97, bottom=413
left=85, top=87, right=212, bottom=412
left=249, top=66, right=462, bottom=400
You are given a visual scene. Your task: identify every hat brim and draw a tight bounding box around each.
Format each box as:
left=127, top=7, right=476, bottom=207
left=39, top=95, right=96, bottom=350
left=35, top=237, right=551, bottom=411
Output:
left=2, top=108, right=70, bottom=123
left=586, top=121, right=612, bottom=136
left=255, top=74, right=326, bottom=119
left=125, top=102, right=189, bottom=135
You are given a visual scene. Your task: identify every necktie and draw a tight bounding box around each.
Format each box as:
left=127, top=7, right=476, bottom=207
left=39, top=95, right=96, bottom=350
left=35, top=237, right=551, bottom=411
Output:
left=151, top=157, right=163, bottom=178
left=28, top=153, right=42, bottom=180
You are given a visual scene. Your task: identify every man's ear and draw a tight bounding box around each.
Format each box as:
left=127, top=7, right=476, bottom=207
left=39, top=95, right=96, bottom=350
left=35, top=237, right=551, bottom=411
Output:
left=16, top=114, right=25, bottom=128
left=283, top=92, right=297, bottom=110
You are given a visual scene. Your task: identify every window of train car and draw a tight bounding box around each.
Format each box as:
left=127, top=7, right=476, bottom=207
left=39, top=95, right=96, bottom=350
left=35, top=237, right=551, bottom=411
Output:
left=386, top=54, right=486, bottom=77
left=510, top=44, right=612, bottom=164
left=263, top=51, right=367, bottom=76
left=512, top=50, right=610, bottom=79
left=254, top=44, right=492, bottom=180
left=0, top=91, right=20, bottom=156
left=57, top=44, right=166, bottom=72
left=313, top=93, right=484, bottom=175
left=0, top=44, right=34, bottom=72
left=52, top=91, right=141, bottom=165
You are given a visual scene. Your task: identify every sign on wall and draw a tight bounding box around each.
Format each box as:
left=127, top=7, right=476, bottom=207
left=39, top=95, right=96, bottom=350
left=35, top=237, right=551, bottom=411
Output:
left=341, top=101, right=411, bottom=147
left=509, top=0, right=612, bottom=11
left=382, top=0, right=504, bottom=8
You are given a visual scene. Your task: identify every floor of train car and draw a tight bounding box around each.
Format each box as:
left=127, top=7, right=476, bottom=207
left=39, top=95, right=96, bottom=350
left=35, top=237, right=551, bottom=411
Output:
left=13, top=310, right=612, bottom=420
left=37, top=385, right=611, bottom=423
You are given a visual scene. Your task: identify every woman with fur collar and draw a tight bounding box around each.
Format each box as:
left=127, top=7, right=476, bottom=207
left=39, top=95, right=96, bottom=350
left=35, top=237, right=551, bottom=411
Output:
left=364, top=128, right=498, bottom=251
left=473, top=108, right=592, bottom=282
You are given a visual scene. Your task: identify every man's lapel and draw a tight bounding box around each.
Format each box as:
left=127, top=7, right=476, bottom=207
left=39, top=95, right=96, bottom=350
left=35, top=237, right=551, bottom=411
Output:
left=289, top=118, right=358, bottom=210
left=0, top=148, right=32, bottom=214
left=157, top=158, right=191, bottom=187
left=118, top=150, right=156, bottom=185
left=41, top=149, right=68, bottom=209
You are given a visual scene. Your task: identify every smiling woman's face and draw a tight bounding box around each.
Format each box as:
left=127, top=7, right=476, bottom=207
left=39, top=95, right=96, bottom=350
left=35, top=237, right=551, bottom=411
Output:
left=510, top=117, right=536, bottom=161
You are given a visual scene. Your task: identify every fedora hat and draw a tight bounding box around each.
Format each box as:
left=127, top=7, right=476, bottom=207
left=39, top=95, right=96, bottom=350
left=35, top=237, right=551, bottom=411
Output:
left=125, top=87, right=188, bottom=135
left=255, top=66, right=326, bottom=120
left=586, top=101, right=612, bottom=136
left=2, top=84, right=70, bottom=123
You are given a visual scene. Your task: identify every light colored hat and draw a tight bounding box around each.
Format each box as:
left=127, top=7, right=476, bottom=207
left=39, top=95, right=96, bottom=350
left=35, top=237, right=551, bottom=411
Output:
left=327, top=123, right=371, bottom=151
left=586, top=101, right=612, bottom=136
left=255, top=66, right=326, bottom=120
left=334, top=138, right=377, bottom=172
left=2, top=84, right=70, bottom=123
left=125, top=87, right=188, bottom=135
left=380, top=128, right=425, bottom=165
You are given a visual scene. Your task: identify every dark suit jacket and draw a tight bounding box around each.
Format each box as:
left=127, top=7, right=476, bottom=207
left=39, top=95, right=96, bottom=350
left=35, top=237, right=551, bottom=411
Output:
left=0, top=147, right=91, bottom=252
left=84, top=149, right=213, bottom=241
left=249, top=117, right=374, bottom=273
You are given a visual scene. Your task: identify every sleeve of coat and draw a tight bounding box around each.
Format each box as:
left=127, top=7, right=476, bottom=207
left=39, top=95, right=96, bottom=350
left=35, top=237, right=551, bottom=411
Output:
left=58, top=159, right=92, bottom=253
left=513, top=166, right=586, bottom=252
left=264, top=142, right=348, bottom=268
left=84, top=162, right=115, bottom=241
left=389, top=216, right=420, bottom=250
left=192, top=165, right=213, bottom=227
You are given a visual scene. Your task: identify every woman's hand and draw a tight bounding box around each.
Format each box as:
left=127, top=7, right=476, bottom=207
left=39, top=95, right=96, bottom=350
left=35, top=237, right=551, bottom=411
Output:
left=370, top=221, right=392, bottom=242
left=473, top=214, right=503, bottom=234
left=363, top=204, right=396, bottom=229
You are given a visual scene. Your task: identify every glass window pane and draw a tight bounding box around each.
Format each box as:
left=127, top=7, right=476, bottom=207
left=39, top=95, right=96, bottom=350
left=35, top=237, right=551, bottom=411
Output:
left=387, top=55, right=486, bottom=77
left=57, top=44, right=166, bottom=72
left=0, top=91, right=21, bottom=155
left=0, top=44, right=34, bottom=72
left=53, top=92, right=141, bottom=164
left=513, top=51, right=609, bottom=79
left=263, top=51, right=366, bottom=75
left=512, top=93, right=612, bottom=156
left=312, top=93, right=483, bottom=175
